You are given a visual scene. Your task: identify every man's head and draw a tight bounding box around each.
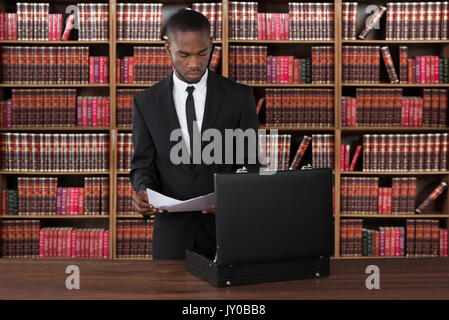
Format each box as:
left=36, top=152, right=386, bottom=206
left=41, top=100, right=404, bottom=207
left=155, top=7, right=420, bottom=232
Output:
left=164, top=9, right=213, bottom=84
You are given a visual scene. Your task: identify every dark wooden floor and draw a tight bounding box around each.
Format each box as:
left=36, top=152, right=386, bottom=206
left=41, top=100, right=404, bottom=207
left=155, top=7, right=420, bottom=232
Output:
left=1, top=258, right=449, bottom=299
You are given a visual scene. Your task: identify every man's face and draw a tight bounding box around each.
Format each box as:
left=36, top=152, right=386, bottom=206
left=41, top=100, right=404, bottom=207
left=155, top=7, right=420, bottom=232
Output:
left=165, top=29, right=212, bottom=84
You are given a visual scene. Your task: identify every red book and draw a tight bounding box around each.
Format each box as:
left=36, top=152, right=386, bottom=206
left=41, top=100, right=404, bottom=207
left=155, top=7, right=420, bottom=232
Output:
left=344, top=144, right=350, bottom=171
left=89, top=57, right=95, bottom=83
left=71, top=230, right=76, bottom=258
left=105, top=98, right=110, bottom=126
left=340, top=145, right=345, bottom=171
left=61, top=14, right=75, bottom=41
left=92, top=98, right=97, bottom=127
left=128, top=57, right=134, bottom=83
left=349, top=145, right=362, bottom=171
left=99, top=56, right=104, bottom=84
left=256, top=98, right=264, bottom=115
left=104, top=230, right=109, bottom=258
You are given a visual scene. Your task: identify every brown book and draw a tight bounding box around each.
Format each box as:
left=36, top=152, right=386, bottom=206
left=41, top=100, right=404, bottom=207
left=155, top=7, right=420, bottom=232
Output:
left=381, top=46, right=399, bottom=83
left=416, top=181, right=448, bottom=213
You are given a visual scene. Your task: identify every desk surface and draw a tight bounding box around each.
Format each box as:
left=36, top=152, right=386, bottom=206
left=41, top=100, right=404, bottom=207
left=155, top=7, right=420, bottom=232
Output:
left=1, top=258, right=449, bottom=300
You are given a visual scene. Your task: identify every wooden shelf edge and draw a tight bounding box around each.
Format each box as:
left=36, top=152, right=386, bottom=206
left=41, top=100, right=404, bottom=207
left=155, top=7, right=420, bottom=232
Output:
left=340, top=214, right=449, bottom=218
left=0, top=215, right=110, bottom=218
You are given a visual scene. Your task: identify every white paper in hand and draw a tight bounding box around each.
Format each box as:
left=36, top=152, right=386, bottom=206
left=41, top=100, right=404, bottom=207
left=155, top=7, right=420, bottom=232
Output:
left=146, top=188, right=215, bottom=212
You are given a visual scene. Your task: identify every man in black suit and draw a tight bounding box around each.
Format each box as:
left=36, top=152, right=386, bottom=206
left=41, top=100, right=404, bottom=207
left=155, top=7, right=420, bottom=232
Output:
left=130, top=9, right=259, bottom=260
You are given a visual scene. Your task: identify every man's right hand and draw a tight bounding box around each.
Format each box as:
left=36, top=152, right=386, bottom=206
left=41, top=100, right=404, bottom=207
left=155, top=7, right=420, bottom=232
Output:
left=132, top=190, right=166, bottom=217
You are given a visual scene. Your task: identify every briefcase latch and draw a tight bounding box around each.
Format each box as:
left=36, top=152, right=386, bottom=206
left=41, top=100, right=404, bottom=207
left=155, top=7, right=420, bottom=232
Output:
left=236, top=166, right=248, bottom=173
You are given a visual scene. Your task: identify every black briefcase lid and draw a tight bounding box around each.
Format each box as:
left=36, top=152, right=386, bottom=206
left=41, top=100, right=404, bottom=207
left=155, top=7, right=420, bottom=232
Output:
left=214, top=168, right=333, bottom=267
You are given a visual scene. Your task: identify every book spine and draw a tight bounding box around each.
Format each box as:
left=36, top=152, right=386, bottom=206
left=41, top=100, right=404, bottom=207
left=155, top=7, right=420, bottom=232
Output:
left=416, top=182, right=448, bottom=213
left=380, top=46, right=399, bottom=83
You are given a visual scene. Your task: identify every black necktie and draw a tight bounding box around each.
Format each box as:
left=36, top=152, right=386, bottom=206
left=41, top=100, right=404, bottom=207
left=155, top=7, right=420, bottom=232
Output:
left=186, top=86, right=196, bottom=161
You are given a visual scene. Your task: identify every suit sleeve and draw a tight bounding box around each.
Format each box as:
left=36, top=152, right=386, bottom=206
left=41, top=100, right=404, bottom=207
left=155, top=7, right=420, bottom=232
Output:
left=235, top=86, right=261, bottom=173
left=129, top=95, right=161, bottom=193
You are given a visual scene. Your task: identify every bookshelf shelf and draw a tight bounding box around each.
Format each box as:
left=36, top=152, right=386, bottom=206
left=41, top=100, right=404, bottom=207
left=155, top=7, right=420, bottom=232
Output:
left=0, top=171, right=110, bottom=175
left=341, top=171, right=449, bottom=175
left=0, top=40, right=109, bottom=44
left=116, top=84, right=156, bottom=87
left=0, top=215, right=109, bottom=219
left=0, top=84, right=110, bottom=88
left=116, top=40, right=222, bottom=44
left=261, top=125, right=335, bottom=131
left=340, top=214, right=449, bottom=218
left=342, top=40, right=449, bottom=44
left=1, top=0, right=449, bottom=261
left=342, top=83, right=449, bottom=87
left=238, top=83, right=335, bottom=87
left=228, top=40, right=335, bottom=44
left=0, top=127, right=111, bottom=131
left=117, top=215, right=145, bottom=218
left=341, top=127, right=449, bottom=132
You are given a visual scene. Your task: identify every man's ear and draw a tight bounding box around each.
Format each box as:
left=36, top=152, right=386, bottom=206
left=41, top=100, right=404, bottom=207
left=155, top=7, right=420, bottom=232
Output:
left=164, top=40, right=170, bottom=55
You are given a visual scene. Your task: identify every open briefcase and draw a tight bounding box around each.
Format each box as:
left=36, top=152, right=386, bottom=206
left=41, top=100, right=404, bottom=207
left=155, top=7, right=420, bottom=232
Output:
left=185, top=168, right=333, bottom=286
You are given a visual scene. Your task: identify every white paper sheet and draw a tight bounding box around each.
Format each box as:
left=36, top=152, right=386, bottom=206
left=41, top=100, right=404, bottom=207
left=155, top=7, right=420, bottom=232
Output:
left=146, top=188, right=215, bottom=212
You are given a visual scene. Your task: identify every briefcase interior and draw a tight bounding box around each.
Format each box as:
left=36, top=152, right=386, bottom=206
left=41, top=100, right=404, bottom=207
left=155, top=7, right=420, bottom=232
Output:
left=185, top=248, right=330, bottom=287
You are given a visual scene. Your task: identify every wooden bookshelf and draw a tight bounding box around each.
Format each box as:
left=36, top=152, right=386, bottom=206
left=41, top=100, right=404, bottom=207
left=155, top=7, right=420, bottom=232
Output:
left=0, top=0, right=448, bottom=261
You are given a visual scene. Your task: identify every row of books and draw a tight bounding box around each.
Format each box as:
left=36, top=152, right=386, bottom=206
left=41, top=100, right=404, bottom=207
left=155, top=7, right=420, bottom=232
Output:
left=117, top=133, right=133, bottom=171
left=40, top=227, right=109, bottom=258
left=341, top=2, right=358, bottom=40
left=288, top=2, right=334, bottom=41
left=0, top=220, right=110, bottom=259
left=339, top=144, right=362, bottom=171
left=258, top=134, right=334, bottom=171
left=340, top=177, right=417, bottom=215
left=341, top=88, right=448, bottom=127
left=116, top=46, right=221, bottom=84
left=76, top=96, right=110, bottom=127
left=342, top=46, right=449, bottom=84
left=385, top=2, right=449, bottom=41
left=342, top=46, right=381, bottom=83
left=11, top=3, right=109, bottom=41
left=267, top=56, right=312, bottom=84
left=265, top=88, right=334, bottom=127
left=257, top=13, right=290, bottom=40
left=117, top=47, right=171, bottom=84
left=259, top=134, right=291, bottom=171
left=228, top=46, right=334, bottom=84
left=340, top=219, right=448, bottom=258
left=116, top=89, right=140, bottom=127
left=116, top=3, right=162, bottom=41
left=12, top=177, right=109, bottom=216
left=191, top=3, right=223, bottom=41
left=117, top=177, right=138, bottom=216
left=0, top=133, right=109, bottom=171
left=362, top=133, right=449, bottom=172
left=0, top=89, right=76, bottom=128
left=228, top=2, right=334, bottom=40
left=116, top=219, right=153, bottom=258
left=0, top=91, right=111, bottom=128
left=1, top=190, right=17, bottom=215
left=401, top=55, right=449, bottom=84
left=0, top=220, right=39, bottom=258
left=1, top=46, right=109, bottom=84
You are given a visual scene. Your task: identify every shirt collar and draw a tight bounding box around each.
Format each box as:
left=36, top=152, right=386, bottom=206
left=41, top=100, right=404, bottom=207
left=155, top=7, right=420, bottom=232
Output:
left=173, top=68, right=208, bottom=93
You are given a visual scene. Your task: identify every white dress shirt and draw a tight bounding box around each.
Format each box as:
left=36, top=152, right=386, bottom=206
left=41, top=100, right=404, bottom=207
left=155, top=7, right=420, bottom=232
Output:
left=172, top=69, right=208, bottom=156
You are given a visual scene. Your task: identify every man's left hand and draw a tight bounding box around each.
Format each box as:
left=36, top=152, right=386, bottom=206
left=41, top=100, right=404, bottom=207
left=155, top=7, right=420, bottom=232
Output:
left=202, top=203, right=215, bottom=214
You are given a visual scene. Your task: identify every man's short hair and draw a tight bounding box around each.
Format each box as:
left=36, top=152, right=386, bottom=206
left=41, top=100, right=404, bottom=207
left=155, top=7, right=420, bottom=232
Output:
left=165, top=9, right=210, bottom=41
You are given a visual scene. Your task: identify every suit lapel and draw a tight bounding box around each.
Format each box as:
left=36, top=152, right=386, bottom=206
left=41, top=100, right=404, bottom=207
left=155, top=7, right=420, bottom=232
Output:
left=157, top=71, right=224, bottom=172
left=200, top=70, right=224, bottom=149
left=157, top=72, right=190, bottom=156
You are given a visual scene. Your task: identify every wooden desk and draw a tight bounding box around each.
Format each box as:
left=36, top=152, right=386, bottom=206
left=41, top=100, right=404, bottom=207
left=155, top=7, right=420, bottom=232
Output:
left=1, top=258, right=449, bottom=300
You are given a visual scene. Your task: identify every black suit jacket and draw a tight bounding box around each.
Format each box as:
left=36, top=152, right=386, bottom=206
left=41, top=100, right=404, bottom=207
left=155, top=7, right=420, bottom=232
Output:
left=130, top=70, right=260, bottom=259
